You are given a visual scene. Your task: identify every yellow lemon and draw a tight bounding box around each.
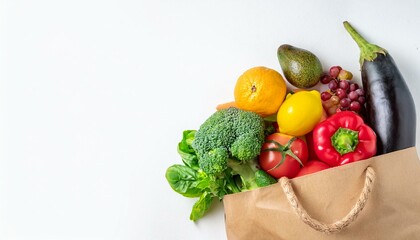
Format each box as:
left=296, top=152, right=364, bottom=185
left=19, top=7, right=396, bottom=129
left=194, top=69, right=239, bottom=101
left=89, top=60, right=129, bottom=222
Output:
left=277, top=90, right=323, bottom=136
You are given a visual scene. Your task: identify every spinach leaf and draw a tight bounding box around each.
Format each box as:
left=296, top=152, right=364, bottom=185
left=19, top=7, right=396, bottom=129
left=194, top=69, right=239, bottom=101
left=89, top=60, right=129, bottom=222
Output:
left=165, top=164, right=203, bottom=198
left=190, top=191, right=214, bottom=221
left=178, top=130, right=199, bottom=169
left=178, top=130, right=196, bottom=154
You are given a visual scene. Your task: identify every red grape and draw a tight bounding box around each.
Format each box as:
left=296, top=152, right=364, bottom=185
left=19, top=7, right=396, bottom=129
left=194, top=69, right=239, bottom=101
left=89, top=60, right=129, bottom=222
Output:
left=320, top=75, right=333, bottom=84
left=320, top=66, right=364, bottom=114
left=328, top=80, right=338, bottom=91
left=349, top=83, right=359, bottom=91
left=336, top=88, right=347, bottom=99
left=355, top=88, right=364, bottom=96
left=329, top=66, right=342, bottom=78
left=348, top=91, right=359, bottom=101
left=339, top=80, right=349, bottom=91
left=350, top=101, right=361, bottom=111
left=321, top=91, right=332, bottom=101
left=340, top=98, right=351, bottom=108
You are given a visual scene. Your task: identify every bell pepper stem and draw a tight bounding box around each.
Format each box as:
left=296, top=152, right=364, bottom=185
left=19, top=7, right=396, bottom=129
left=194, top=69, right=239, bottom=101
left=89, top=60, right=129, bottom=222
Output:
left=331, top=128, right=359, bottom=155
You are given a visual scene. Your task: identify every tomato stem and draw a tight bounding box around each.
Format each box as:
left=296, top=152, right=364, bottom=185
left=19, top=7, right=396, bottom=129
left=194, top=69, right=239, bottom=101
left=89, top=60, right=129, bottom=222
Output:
left=262, top=138, right=304, bottom=170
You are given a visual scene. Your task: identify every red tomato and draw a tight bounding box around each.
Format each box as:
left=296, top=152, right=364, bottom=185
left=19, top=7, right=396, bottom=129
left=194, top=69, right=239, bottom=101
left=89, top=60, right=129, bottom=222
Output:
left=259, top=133, right=308, bottom=178
left=295, top=160, right=330, bottom=177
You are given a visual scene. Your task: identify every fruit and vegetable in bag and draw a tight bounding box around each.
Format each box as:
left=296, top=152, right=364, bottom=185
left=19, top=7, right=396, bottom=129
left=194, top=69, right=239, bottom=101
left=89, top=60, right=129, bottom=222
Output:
left=165, top=21, right=419, bottom=223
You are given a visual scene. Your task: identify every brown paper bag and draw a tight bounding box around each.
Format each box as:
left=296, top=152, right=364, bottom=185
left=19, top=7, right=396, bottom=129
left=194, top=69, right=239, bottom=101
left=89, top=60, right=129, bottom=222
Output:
left=224, top=147, right=420, bottom=239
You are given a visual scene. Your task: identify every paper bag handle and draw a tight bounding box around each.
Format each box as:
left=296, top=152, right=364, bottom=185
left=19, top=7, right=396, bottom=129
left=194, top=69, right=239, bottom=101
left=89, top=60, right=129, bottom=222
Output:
left=279, top=167, right=376, bottom=234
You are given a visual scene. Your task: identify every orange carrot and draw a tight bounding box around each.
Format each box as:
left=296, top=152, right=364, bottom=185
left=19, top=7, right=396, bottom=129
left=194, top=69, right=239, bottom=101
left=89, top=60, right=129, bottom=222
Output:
left=216, top=101, right=237, bottom=110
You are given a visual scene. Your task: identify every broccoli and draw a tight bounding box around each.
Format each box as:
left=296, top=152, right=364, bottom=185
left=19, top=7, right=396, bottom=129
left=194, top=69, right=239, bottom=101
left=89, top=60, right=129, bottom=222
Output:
left=192, top=107, right=265, bottom=174
left=166, top=108, right=277, bottom=221
left=192, top=107, right=275, bottom=192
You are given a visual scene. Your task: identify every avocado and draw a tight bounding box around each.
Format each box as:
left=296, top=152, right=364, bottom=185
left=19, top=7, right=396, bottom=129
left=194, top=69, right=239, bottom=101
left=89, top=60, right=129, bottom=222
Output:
left=277, top=44, right=323, bottom=88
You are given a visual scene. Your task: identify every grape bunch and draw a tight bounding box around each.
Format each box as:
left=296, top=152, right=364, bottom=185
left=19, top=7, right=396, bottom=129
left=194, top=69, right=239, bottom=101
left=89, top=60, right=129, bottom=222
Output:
left=320, top=66, right=365, bottom=116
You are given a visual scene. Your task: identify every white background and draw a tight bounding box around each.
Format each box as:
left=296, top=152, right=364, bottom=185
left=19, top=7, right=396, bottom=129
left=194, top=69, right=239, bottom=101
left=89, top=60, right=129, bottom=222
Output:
left=1, top=0, right=420, bottom=239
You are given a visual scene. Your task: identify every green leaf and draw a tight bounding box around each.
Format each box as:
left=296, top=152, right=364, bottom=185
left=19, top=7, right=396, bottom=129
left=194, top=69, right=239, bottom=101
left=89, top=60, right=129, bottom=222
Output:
left=178, top=130, right=196, bottom=154
left=177, top=130, right=199, bottom=169
left=190, top=192, right=215, bottom=221
left=178, top=148, right=199, bottom=169
left=165, top=164, right=203, bottom=198
left=195, top=173, right=211, bottom=190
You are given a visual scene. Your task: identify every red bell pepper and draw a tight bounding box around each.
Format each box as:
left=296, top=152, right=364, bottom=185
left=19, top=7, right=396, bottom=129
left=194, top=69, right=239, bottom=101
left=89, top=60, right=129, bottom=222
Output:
left=313, top=111, right=376, bottom=166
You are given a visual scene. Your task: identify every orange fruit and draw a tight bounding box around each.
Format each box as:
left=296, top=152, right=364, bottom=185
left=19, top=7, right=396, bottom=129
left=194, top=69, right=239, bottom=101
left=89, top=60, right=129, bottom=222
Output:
left=234, top=66, right=287, bottom=117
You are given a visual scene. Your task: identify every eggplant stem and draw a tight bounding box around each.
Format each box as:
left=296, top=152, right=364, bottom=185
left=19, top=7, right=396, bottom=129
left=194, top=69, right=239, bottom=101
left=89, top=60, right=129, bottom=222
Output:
left=343, top=21, right=387, bottom=65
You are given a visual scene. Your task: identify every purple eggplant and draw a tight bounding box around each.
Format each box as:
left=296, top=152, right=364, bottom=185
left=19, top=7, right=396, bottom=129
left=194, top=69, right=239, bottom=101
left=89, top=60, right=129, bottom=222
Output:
left=343, top=21, right=416, bottom=155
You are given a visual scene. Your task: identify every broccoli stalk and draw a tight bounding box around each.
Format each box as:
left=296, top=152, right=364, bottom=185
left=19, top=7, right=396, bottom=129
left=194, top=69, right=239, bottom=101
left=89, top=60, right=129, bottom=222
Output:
left=227, top=158, right=276, bottom=191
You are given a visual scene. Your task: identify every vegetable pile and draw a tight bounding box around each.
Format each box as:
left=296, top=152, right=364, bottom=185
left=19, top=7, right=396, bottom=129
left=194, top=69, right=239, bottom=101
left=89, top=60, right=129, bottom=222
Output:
left=165, top=21, right=416, bottom=221
left=166, top=108, right=277, bottom=221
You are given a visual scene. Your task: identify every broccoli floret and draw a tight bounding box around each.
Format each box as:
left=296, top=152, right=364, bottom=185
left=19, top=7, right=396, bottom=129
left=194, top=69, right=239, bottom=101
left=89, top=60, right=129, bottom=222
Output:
left=254, top=169, right=277, bottom=187
left=192, top=107, right=265, bottom=174
left=198, top=147, right=229, bottom=174
left=230, top=133, right=263, bottom=161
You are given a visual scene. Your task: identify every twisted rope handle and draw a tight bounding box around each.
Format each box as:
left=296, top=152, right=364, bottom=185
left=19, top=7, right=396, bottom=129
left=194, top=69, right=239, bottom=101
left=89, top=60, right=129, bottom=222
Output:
left=279, top=167, right=376, bottom=234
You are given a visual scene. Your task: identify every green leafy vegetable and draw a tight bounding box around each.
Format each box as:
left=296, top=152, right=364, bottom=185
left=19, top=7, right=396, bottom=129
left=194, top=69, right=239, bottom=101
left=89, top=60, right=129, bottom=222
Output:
left=177, top=130, right=199, bottom=169
left=165, top=164, right=203, bottom=198
left=190, top=192, right=214, bottom=221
